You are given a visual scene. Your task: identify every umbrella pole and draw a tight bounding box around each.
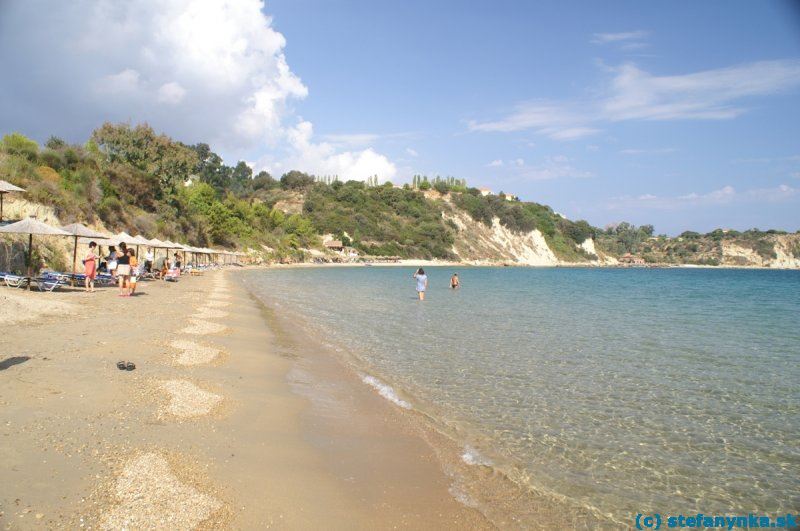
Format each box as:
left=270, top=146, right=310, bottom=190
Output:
left=71, top=235, right=78, bottom=287
left=1, top=193, right=4, bottom=222
left=27, top=232, right=33, bottom=290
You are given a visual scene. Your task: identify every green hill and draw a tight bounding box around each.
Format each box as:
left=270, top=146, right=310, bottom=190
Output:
left=1, top=123, right=798, bottom=267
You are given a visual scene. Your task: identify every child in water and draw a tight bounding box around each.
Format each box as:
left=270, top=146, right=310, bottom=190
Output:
left=413, top=268, right=428, bottom=300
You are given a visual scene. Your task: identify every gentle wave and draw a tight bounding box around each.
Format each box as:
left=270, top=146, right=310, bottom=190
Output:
left=361, top=374, right=412, bottom=409
left=461, top=445, right=493, bottom=466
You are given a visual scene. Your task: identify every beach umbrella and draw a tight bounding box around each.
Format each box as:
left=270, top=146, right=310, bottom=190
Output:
left=0, top=180, right=26, bottom=222
left=0, top=217, right=70, bottom=289
left=60, top=223, right=109, bottom=286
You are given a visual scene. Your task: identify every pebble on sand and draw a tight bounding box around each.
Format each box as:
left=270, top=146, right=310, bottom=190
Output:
left=193, top=307, right=229, bottom=320
left=101, top=453, right=222, bottom=529
left=170, top=339, right=223, bottom=366
left=181, top=319, right=227, bottom=335
left=161, top=379, right=223, bottom=418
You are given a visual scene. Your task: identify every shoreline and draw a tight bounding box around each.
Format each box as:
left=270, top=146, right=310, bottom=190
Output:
left=239, top=268, right=615, bottom=529
left=263, top=260, right=800, bottom=271
left=0, top=268, right=492, bottom=528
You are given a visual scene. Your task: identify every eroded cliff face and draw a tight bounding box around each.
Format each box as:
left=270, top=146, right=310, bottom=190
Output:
left=720, top=235, right=800, bottom=268
left=445, top=210, right=558, bottom=265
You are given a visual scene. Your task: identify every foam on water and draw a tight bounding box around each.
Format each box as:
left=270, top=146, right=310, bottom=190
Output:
left=361, top=374, right=411, bottom=409
left=461, top=446, right=493, bottom=466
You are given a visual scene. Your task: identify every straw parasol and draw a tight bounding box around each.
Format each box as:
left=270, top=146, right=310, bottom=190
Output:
left=0, top=217, right=70, bottom=289
left=60, top=223, right=109, bottom=286
left=0, top=180, right=26, bottom=222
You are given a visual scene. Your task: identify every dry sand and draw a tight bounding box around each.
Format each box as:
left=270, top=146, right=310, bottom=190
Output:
left=0, top=269, right=492, bottom=529
left=0, top=288, right=76, bottom=325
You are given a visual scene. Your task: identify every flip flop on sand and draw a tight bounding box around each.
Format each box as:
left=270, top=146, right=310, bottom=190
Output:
left=126, top=362, right=136, bottom=371
left=116, top=361, right=126, bottom=370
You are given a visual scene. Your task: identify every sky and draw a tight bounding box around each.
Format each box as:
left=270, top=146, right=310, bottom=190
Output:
left=1, top=0, right=799, bottom=234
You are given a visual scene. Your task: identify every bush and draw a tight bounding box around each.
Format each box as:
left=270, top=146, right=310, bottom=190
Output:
left=2, top=132, right=39, bottom=160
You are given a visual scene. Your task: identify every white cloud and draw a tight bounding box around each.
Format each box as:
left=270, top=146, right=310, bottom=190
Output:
left=0, top=0, right=396, bottom=181
left=94, top=68, right=142, bottom=95
left=521, top=156, right=592, bottom=181
left=487, top=159, right=504, bottom=167
left=267, top=121, right=396, bottom=181
left=620, top=148, right=676, bottom=155
left=157, top=81, right=186, bottom=104
left=607, top=184, right=797, bottom=210
left=591, top=30, right=649, bottom=44
left=468, top=60, right=800, bottom=140
left=321, top=133, right=381, bottom=147
left=405, top=147, right=418, bottom=157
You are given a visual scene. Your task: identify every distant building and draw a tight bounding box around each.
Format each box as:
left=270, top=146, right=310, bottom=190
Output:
left=504, top=194, right=519, bottom=201
left=619, top=253, right=646, bottom=265
left=324, top=240, right=344, bottom=252
left=478, top=187, right=493, bottom=196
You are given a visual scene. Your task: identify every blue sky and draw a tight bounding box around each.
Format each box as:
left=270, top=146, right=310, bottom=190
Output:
left=266, top=0, right=800, bottom=234
left=1, top=0, right=799, bottom=234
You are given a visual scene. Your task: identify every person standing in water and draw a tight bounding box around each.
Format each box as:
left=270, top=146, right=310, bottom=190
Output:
left=450, top=273, right=460, bottom=289
left=413, top=268, right=428, bottom=300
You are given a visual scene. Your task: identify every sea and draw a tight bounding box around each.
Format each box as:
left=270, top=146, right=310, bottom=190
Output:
left=242, top=266, right=800, bottom=526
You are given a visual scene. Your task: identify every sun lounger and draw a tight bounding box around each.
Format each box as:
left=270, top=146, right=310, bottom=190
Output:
left=4, top=274, right=26, bottom=288
left=164, top=268, right=180, bottom=282
left=34, top=277, right=64, bottom=292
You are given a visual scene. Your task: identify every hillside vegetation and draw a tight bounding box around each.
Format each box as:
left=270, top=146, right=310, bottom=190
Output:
left=1, top=123, right=798, bottom=267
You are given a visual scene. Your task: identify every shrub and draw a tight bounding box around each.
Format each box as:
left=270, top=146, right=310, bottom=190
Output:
left=2, top=132, right=39, bottom=160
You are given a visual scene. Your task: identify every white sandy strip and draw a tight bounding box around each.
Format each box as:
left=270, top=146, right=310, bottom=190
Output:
left=194, top=307, right=229, bottom=320
left=0, top=290, right=75, bottom=325
left=161, top=379, right=223, bottom=418
left=101, top=453, right=222, bottom=529
left=205, top=299, right=231, bottom=309
left=181, top=319, right=227, bottom=335
left=170, top=339, right=223, bottom=366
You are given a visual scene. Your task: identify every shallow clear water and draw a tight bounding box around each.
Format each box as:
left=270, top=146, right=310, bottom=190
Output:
left=243, top=267, right=800, bottom=523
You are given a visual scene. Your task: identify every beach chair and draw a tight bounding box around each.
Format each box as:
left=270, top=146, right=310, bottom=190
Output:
left=34, top=277, right=64, bottom=292
left=164, top=268, right=180, bottom=282
left=4, top=274, right=26, bottom=288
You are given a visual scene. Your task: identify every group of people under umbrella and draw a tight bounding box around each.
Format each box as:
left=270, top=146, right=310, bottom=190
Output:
left=0, top=215, right=243, bottom=290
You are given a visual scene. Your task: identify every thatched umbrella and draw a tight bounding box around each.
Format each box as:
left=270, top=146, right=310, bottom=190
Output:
left=0, top=180, right=26, bottom=222
left=0, top=217, right=70, bottom=289
left=60, top=223, right=109, bottom=286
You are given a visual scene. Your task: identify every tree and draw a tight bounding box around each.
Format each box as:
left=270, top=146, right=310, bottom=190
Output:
left=280, top=170, right=315, bottom=190
left=91, top=122, right=198, bottom=191
left=45, top=136, right=67, bottom=150
left=1, top=132, right=39, bottom=160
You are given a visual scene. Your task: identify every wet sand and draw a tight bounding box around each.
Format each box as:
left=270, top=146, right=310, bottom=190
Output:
left=0, top=270, right=490, bottom=529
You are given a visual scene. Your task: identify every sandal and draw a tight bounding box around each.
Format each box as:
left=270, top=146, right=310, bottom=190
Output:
left=116, top=361, right=126, bottom=370
left=126, top=362, right=136, bottom=371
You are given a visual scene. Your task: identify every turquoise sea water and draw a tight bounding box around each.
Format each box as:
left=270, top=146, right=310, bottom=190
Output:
left=243, top=267, right=800, bottom=524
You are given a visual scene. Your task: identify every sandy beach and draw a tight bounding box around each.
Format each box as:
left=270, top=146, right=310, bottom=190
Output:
left=0, top=270, right=491, bottom=529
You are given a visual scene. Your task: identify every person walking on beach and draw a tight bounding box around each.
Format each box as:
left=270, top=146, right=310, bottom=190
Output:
left=450, top=273, right=460, bottom=289
left=144, top=248, right=154, bottom=273
left=413, top=268, right=428, bottom=300
left=83, top=241, right=98, bottom=293
left=115, top=242, right=131, bottom=296
left=106, top=245, right=118, bottom=279
left=127, top=248, right=139, bottom=296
